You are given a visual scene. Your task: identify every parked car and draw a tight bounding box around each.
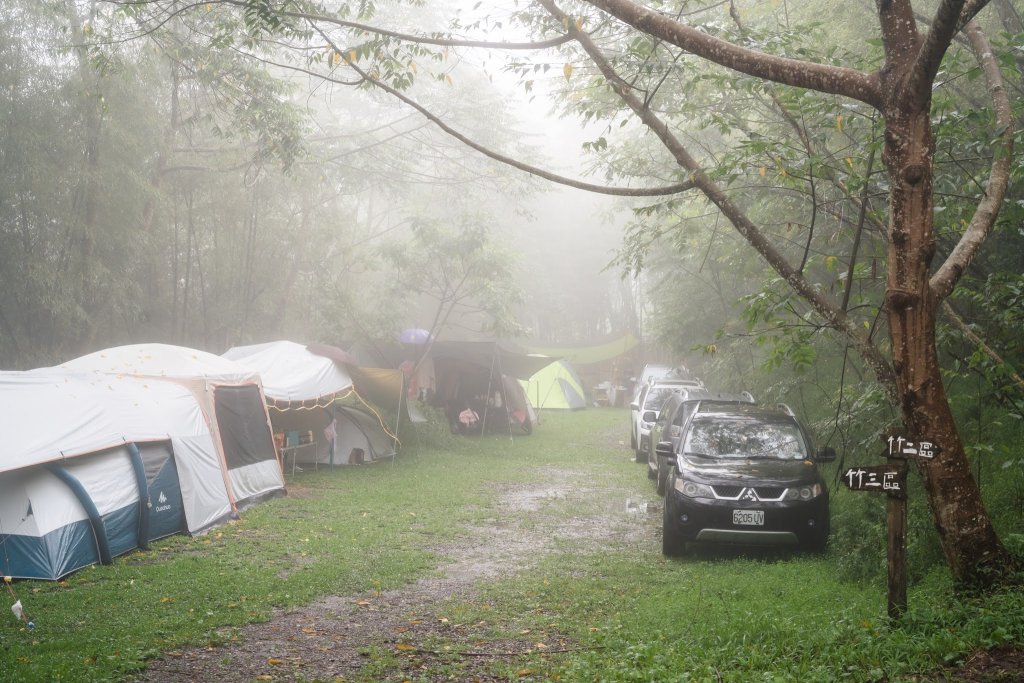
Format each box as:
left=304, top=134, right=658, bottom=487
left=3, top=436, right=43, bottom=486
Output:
left=629, top=377, right=704, bottom=462
left=645, top=390, right=756, bottom=495
left=660, top=402, right=836, bottom=555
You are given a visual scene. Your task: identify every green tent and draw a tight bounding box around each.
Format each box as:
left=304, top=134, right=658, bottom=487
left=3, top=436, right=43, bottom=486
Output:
left=520, top=359, right=587, bottom=411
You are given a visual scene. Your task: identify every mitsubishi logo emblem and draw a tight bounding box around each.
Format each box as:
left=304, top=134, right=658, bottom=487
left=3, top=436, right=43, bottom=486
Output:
left=740, top=488, right=759, bottom=502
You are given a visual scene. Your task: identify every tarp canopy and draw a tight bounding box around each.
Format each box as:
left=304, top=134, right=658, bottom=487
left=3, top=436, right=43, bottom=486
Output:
left=520, top=359, right=587, bottom=410
left=223, top=340, right=353, bottom=404
left=427, top=340, right=557, bottom=380
left=519, top=332, right=640, bottom=366
left=306, top=343, right=414, bottom=421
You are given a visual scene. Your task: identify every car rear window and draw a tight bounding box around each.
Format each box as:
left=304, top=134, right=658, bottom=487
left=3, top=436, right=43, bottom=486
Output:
left=643, top=387, right=679, bottom=411
left=683, top=417, right=808, bottom=460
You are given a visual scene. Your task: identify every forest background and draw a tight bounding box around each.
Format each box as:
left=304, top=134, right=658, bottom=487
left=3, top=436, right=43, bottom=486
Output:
left=1, top=0, right=1023, bottom=582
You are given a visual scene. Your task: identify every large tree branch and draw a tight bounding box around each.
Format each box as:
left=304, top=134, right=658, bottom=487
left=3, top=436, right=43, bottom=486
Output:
left=541, top=0, right=896, bottom=393
left=582, top=0, right=882, bottom=108
left=930, top=20, right=1013, bottom=301
left=908, top=0, right=966, bottom=102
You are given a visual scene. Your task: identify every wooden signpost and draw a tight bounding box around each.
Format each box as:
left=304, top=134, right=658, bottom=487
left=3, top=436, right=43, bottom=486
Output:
left=842, top=434, right=938, bottom=620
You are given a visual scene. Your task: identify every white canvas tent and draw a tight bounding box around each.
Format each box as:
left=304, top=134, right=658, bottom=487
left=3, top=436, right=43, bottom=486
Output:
left=0, top=371, right=234, bottom=579
left=223, top=340, right=353, bottom=404
left=55, top=344, right=285, bottom=511
left=223, top=340, right=397, bottom=465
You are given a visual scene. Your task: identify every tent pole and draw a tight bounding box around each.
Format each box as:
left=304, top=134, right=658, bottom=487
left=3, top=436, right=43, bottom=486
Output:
left=495, top=349, right=514, bottom=443
left=481, top=351, right=495, bottom=440
left=392, top=375, right=403, bottom=466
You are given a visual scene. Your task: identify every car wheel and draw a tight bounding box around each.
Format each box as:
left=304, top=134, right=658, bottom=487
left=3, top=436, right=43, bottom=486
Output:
left=647, top=462, right=657, bottom=480
left=630, top=430, right=637, bottom=450
left=662, top=496, right=686, bottom=557
left=656, top=459, right=669, bottom=496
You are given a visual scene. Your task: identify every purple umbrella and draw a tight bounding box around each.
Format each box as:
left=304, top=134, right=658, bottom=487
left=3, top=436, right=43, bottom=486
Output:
left=399, top=328, right=433, bottom=344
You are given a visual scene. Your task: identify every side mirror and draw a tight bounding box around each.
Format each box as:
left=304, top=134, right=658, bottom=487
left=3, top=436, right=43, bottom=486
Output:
left=816, top=446, right=837, bottom=463
left=630, top=402, right=640, bottom=411
left=656, top=441, right=674, bottom=458
left=642, top=410, right=657, bottom=423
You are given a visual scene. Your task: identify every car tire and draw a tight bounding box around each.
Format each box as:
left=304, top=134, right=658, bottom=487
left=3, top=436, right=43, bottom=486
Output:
left=656, top=459, right=669, bottom=496
left=630, top=430, right=637, bottom=450
left=804, top=532, right=829, bottom=554
left=647, top=463, right=657, bottom=480
left=662, top=495, right=686, bottom=557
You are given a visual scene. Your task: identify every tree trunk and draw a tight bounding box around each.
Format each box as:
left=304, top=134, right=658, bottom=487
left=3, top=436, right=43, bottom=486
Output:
left=881, top=83, right=1009, bottom=585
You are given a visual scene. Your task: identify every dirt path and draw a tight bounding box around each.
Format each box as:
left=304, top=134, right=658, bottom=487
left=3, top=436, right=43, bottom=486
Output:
left=137, top=464, right=657, bottom=682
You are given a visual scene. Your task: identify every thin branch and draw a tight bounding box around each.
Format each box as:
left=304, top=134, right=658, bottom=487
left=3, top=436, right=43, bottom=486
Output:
left=310, top=35, right=694, bottom=196
left=841, top=147, right=876, bottom=313
left=114, top=0, right=576, bottom=49
left=942, top=301, right=1024, bottom=393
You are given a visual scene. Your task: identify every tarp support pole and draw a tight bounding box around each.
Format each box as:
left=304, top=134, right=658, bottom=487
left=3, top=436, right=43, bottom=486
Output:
left=329, top=404, right=336, bottom=466
left=127, top=443, right=151, bottom=550
left=47, top=465, right=113, bottom=566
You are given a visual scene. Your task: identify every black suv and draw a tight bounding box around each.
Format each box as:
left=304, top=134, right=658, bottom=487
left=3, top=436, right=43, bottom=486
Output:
left=644, top=390, right=756, bottom=496
left=659, top=402, right=836, bottom=555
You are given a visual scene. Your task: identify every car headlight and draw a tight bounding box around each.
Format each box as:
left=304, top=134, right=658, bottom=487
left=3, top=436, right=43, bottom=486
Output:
left=784, top=483, right=823, bottom=500
left=676, top=479, right=715, bottom=498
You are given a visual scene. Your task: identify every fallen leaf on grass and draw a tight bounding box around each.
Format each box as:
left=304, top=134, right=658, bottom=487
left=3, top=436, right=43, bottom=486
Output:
left=516, top=669, right=533, bottom=677
left=255, top=677, right=273, bottom=681
left=354, top=600, right=371, bottom=607
left=395, top=644, right=416, bottom=651
left=301, top=627, right=316, bottom=634
left=267, top=657, right=285, bottom=665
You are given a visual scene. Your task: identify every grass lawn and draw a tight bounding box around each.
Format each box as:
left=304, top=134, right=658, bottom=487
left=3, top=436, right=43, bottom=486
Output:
left=1, top=408, right=1021, bottom=682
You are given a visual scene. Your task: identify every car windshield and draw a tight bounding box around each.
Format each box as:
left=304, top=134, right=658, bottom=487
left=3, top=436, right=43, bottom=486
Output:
left=643, top=387, right=679, bottom=411
left=683, top=418, right=808, bottom=460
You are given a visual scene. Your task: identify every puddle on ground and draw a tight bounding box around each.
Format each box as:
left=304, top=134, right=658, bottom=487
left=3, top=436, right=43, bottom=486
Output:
left=625, top=498, right=661, bottom=515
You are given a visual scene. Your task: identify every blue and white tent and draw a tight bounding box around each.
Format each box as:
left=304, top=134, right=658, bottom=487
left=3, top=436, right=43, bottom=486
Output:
left=0, top=371, right=230, bottom=580
left=1, top=344, right=285, bottom=581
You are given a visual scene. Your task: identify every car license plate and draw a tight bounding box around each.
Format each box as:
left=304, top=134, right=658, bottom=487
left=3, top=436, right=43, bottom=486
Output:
left=733, top=510, right=764, bottom=526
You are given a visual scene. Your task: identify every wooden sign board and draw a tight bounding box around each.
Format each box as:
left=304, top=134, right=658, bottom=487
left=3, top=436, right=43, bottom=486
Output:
left=842, top=465, right=907, bottom=494
left=885, top=435, right=939, bottom=460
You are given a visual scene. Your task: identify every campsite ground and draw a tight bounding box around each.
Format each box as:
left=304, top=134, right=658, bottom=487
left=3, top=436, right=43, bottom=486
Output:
left=135, top=423, right=651, bottom=682
left=3, top=409, right=1023, bottom=682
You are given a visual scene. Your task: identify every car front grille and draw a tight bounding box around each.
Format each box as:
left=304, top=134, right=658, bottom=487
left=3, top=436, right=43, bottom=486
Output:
left=710, top=486, right=788, bottom=501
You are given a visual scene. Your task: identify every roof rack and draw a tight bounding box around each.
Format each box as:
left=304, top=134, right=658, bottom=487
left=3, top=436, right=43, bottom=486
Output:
left=775, top=402, right=795, bottom=417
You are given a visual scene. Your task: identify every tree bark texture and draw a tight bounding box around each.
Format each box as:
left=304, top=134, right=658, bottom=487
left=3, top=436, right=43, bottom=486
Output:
left=878, top=18, right=1008, bottom=582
